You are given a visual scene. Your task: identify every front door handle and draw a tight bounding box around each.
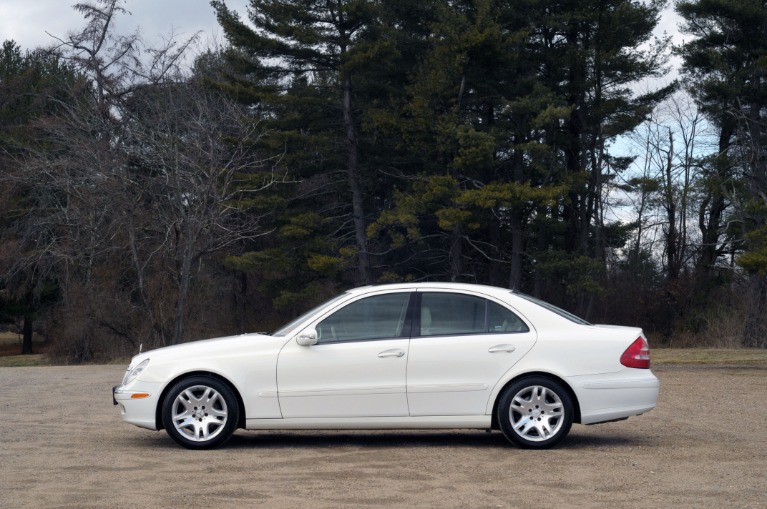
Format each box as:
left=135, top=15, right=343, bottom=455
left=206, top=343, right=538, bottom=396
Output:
left=378, top=349, right=406, bottom=358
left=488, top=344, right=516, bottom=353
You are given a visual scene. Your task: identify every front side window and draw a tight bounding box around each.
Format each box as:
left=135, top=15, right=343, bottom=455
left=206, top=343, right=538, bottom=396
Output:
left=316, top=293, right=411, bottom=343
left=419, top=293, right=529, bottom=336
left=272, top=293, right=349, bottom=337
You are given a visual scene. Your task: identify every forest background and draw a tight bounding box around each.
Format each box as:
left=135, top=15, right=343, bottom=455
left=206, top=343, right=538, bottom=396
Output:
left=1, top=0, right=766, bottom=361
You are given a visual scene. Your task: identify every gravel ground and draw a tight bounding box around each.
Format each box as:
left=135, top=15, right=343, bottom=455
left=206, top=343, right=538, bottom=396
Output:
left=1, top=364, right=765, bottom=508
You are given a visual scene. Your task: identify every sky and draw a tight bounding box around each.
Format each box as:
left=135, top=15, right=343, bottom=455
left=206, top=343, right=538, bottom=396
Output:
left=0, top=0, right=250, bottom=53
left=2, top=1, right=684, bottom=56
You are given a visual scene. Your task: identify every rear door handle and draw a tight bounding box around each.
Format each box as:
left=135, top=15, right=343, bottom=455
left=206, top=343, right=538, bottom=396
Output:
left=488, top=344, right=516, bottom=353
left=378, top=349, right=406, bottom=358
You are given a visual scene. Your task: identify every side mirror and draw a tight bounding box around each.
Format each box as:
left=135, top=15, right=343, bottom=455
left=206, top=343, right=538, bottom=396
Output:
left=296, top=330, right=318, bottom=346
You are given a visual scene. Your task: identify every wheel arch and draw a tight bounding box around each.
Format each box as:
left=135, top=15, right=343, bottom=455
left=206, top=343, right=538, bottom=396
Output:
left=490, top=371, right=582, bottom=429
left=154, top=371, right=246, bottom=430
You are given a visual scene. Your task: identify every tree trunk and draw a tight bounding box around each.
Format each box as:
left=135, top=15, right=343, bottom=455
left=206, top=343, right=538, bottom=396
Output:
left=743, top=275, right=767, bottom=348
left=532, top=206, right=548, bottom=298
left=564, top=27, right=587, bottom=255
left=21, top=315, right=33, bottom=355
left=509, top=131, right=525, bottom=290
left=449, top=222, right=463, bottom=281
left=665, top=129, right=680, bottom=280
left=171, top=222, right=195, bottom=346
left=509, top=213, right=523, bottom=290
left=696, top=127, right=732, bottom=285
left=342, top=71, right=372, bottom=285
left=488, top=211, right=504, bottom=286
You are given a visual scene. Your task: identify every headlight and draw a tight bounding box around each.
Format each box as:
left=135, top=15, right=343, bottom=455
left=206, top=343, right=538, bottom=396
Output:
left=122, top=359, right=150, bottom=386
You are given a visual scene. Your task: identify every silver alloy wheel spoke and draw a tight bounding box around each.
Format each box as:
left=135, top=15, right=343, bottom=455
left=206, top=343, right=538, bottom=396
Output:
left=509, top=385, right=564, bottom=442
left=171, top=384, right=228, bottom=442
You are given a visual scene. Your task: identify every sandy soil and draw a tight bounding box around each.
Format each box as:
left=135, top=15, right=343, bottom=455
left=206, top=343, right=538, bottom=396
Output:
left=1, top=364, right=765, bottom=509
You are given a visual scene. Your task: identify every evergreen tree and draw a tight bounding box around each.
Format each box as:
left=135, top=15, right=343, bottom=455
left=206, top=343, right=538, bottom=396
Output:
left=212, top=0, right=403, bottom=288
left=0, top=41, right=80, bottom=354
left=677, top=0, right=767, bottom=346
left=531, top=0, right=673, bottom=314
left=210, top=0, right=673, bottom=320
left=370, top=0, right=673, bottom=317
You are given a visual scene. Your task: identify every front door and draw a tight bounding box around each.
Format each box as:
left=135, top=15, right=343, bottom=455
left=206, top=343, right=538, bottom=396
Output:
left=277, top=291, right=413, bottom=418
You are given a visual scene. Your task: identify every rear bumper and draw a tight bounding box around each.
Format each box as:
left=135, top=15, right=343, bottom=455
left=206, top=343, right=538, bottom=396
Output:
left=567, top=370, right=660, bottom=424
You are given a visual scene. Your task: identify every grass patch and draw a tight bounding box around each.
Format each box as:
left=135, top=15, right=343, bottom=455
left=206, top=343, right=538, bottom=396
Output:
left=652, top=348, right=767, bottom=366
left=0, top=331, right=49, bottom=358
left=0, top=331, right=21, bottom=344
left=0, top=354, right=51, bottom=367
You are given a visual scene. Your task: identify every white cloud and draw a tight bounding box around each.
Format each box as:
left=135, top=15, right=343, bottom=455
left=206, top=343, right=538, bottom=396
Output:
left=0, top=0, right=250, bottom=51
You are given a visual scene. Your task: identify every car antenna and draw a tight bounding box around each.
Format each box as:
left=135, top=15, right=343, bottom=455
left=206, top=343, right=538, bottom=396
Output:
left=139, top=343, right=143, bottom=354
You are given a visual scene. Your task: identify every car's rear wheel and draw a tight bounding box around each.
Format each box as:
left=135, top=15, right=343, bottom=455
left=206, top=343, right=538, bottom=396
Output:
left=161, top=376, right=239, bottom=449
left=497, top=376, right=573, bottom=449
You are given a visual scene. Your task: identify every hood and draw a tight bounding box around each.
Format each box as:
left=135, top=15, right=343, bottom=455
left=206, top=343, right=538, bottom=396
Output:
left=127, top=332, right=288, bottom=385
left=129, top=333, right=277, bottom=366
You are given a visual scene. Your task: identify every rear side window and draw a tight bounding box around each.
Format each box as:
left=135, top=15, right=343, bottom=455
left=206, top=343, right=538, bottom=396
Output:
left=419, top=293, right=529, bottom=336
left=420, top=293, right=485, bottom=336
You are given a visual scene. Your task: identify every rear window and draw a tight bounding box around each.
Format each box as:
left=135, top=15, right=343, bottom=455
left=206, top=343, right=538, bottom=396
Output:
left=515, top=293, right=591, bottom=325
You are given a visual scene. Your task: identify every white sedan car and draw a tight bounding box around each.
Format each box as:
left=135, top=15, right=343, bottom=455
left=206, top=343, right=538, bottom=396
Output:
left=113, top=283, right=659, bottom=449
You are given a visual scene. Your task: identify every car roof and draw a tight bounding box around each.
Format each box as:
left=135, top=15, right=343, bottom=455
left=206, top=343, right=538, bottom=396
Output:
left=344, top=282, right=586, bottom=327
left=347, top=282, right=513, bottom=296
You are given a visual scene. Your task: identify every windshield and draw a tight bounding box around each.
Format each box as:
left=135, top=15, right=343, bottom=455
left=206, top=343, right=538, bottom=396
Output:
left=271, top=293, right=350, bottom=337
left=515, top=293, right=591, bottom=325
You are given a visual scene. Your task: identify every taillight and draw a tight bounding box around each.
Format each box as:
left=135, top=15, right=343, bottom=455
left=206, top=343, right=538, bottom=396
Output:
left=620, top=336, right=651, bottom=369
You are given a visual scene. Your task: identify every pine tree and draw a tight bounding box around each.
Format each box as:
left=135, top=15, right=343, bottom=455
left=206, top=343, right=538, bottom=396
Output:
left=212, top=0, right=404, bottom=287
left=369, top=0, right=672, bottom=317
left=677, top=0, right=767, bottom=346
left=0, top=41, right=81, bottom=354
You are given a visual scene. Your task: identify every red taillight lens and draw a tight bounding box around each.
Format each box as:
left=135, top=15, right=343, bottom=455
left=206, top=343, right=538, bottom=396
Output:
left=620, top=336, right=651, bottom=369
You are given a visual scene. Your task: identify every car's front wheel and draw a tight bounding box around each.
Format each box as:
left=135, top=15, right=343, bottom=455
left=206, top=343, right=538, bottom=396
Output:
left=161, top=376, right=239, bottom=449
left=497, top=376, right=574, bottom=449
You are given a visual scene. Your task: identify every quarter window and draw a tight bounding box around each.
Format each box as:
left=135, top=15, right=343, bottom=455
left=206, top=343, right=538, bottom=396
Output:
left=488, top=301, right=530, bottom=333
left=316, top=293, right=411, bottom=343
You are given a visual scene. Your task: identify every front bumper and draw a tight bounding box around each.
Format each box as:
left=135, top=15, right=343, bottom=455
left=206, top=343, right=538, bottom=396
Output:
left=112, top=381, right=164, bottom=430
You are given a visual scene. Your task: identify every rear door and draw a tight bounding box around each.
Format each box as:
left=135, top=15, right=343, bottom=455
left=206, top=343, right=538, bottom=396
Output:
left=406, top=291, right=537, bottom=416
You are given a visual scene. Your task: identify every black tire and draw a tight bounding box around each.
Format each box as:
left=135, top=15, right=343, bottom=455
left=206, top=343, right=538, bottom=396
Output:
left=161, top=376, right=239, bottom=450
left=497, top=376, right=574, bottom=449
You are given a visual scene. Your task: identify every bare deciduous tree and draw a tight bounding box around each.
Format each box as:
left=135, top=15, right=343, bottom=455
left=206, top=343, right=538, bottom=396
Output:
left=121, top=83, right=281, bottom=345
left=2, top=0, right=283, bottom=359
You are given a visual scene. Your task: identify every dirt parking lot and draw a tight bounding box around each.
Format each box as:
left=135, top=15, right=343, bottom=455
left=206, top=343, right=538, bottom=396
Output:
left=1, top=364, right=765, bottom=508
